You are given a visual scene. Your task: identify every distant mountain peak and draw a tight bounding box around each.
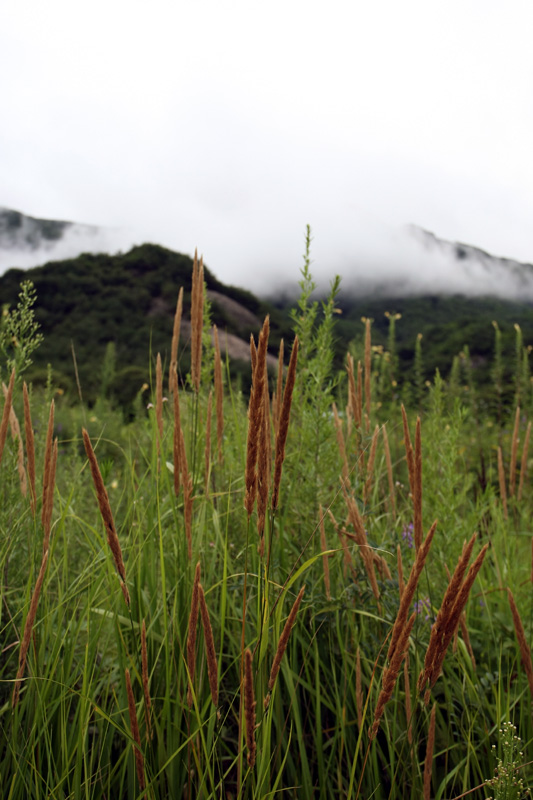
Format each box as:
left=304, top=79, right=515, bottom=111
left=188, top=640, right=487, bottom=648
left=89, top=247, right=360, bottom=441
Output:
left=0, top=206, right=99, bottom=252
left=2, top=205, right=533, bottom=301
left=0, top=206, right=134, bottom=273
left=398, top=225, right=533, bottom=300
left=408, top=224, right=533, bottom=280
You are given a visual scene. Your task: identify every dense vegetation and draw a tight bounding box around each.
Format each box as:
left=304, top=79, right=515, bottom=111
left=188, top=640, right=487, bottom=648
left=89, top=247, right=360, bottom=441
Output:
left=0, top=246, right=532, bottom=798
left=272, top=290, right=533, bottom=408
left=0, top=244, right=291, bottom=405
left=2, top=241, right=533, bottom=413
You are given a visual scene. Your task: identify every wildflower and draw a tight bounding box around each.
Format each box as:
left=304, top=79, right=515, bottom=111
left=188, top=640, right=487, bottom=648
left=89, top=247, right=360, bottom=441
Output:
left=402, top=523, right=414, bottom=549
left=484, top=721, right=529, bottom=799
left=414, top=596, right=431, bottom=621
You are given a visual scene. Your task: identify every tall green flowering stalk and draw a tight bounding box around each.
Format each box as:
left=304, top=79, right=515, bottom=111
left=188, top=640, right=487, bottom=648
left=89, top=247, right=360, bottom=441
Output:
left=0, top=280, right=43, bottom=380
left=289, top=225, right=341, bottom=518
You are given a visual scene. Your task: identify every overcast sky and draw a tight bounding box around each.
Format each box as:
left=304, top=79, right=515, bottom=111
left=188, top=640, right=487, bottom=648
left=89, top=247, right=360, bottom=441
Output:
left=2, top=0, right=533, bottom=294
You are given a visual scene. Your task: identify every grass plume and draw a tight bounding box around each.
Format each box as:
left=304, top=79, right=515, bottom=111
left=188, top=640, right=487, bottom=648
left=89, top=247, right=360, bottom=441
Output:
left=244, top=648, right=256, bottom=768
left=82, top=428, right=130, bottom=606
left=12, top=548, right=49, bottom=708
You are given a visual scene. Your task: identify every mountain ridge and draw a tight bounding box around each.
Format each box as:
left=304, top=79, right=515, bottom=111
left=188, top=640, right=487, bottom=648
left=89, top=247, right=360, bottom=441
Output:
left=2, top=206, right=533, bottom=300
left=408, top=224, right=533, bottom=295
left=0, top=242, right=289, bottom=406
left=0, top=208, right=532, bottom=410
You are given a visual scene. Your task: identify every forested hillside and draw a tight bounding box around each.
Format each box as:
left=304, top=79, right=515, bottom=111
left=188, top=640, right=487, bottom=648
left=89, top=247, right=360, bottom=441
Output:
left=0, top=244, right=290, bottom=403
left=1, top=242, right=533, bottom=410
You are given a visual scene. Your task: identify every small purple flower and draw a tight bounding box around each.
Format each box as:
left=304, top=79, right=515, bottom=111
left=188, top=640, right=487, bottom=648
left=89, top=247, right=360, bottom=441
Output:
left=401, top=523, right=414, bottom=549
left=414, top=596, right=431, bottom=620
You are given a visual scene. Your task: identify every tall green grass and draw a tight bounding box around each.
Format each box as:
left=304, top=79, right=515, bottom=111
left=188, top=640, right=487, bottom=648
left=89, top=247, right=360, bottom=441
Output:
left=0, top=264, right=532, bottom=799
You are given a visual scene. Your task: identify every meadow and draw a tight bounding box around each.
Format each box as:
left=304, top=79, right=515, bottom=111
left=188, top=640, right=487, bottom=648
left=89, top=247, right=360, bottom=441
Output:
left=0, top=250, right=532, bottom=799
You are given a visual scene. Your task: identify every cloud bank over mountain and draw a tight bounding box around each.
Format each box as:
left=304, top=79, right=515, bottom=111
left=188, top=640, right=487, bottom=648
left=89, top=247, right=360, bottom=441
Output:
left=1, top=206, right=532, bottom=302
left=0, top=207, right=136, bottom=272
left=326, top=225, right=533, bottom=301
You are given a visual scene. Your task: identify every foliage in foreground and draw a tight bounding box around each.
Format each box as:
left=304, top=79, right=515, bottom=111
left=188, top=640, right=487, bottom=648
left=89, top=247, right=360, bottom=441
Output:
left=0, top=257, right=533, bottom=799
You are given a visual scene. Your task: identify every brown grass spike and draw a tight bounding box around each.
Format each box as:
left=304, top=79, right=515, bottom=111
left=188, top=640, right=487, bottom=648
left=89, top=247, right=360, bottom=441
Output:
left=169, top=286, right=183, bottom=394
left=346, top=353, right=358, bottom=429
left=497, top=446, right=508, bottom=519
left=382, top=423, right=396, bottom=518
left=342, top=486, right=380, bottom=601
left=417, top=533, right=477, bottom=692
left=274, top=338, right=284, bottom=434
left=141, top=619, right=152, bottom=741
left=507, top=588, right=533, bottom=694
left=12, top=548, right=49, bottom=708
left=423, top=544, right=489, bottom=699
left=180, top=427, right=193, bottom=559
left=199, top=584, right=219, bottom=707
left=172, top=368, right=182, bottom=496
left=244, top=648, right=257, bottom=768
left=271, top=337, right=299, bottom=512
left=244, top=317, right=269, bottom=517
left=82, top=428, right=129, bottom=605
left=42, top=439, right=58, bottom=554
left=364, top=424, right=380, bottom=505
left=0, top=368, right=15, bottom=469
left=336, top=527, right=359, bottom=583
left=256, top=374, right=271, bottom=553
left=370, top=611, right=416, bottom=739
left=186, top=562, right=201, bottom=707
left=3, top=381, right=27, bottom=497
left=267, top=586, right=305, bottom=693
left=387, top=520, right=438, bottom=664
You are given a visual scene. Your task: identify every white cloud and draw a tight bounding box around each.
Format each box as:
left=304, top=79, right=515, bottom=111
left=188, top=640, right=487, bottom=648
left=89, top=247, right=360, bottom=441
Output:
left=1, top=0, right=533, bottom=292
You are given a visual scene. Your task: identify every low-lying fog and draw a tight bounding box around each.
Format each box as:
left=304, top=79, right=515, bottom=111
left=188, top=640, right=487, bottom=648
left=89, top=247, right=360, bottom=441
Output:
left=1, top=211, right=532, bottom=303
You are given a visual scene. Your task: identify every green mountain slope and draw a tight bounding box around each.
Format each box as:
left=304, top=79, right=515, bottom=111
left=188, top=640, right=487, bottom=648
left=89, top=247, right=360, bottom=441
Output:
left=0, top=243, right=290, bottom=403
left=1, top=242, right=532, bottom=410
